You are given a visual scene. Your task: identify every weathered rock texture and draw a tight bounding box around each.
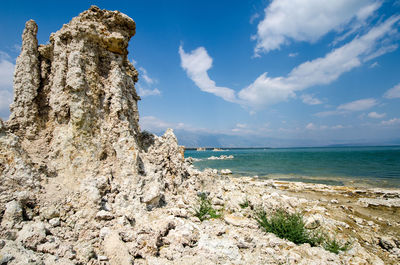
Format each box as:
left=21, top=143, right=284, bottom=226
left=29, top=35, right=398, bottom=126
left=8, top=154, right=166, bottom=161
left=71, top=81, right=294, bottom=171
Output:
left=1, top=6, right=399, bottom=265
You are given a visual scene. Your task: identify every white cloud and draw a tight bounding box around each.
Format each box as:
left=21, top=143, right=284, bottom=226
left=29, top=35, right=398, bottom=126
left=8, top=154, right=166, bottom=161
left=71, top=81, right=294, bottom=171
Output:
left=179, top=45, right=237, bottom=102
left=315, top=98, right=377, bottom=117
left=288, top=52, right=298, bottom=57
left=181, top=16, right=399, bottom=109
left=135, top=64, right=161, bottom=97
left=381, top=118, right=400, bottom=125
left=368, top=111, right=386, bottom=118
left=301, top=94, right=322, bottom=105
left=236, top=123, right=247, bottom=128
left=314, top=110, right=345, bottom=117
left=305, top=123, right=316, bottom=130
left=140, top=116, right=173, bottom=132
left=363, top=44, right=398, bottom=62
left=138, top=66, right=155, bottom=85
left=250, top=13, right=260, bottom=24
left=338, top=98, right=377, bottom=111
left=0, top=52, right=15, bottom=118
left=384, top=83, right=400, bottom=99
left=137, top=85, right=161, bottom=97
left=369, top=61, right=379, bottom=68
left=241, top=16, right=399, bottom=108
left=253, top=0, right=381, bottom=54
left=238, top=73, right=295, bottom=107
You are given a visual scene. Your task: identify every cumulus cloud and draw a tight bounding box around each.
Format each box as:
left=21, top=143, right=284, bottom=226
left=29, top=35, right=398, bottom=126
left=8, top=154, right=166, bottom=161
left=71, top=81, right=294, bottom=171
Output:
left=315, top=98, right=377, bottom=117
left=0, top=51, right=15, bottom=119
left=179, top=45, right=237, bottom=103
left=253, top=0, right=381, bottom=54
left=368, top=111, right=386, bottom=118
left=180, top=16, right=399, bottom=109
left=381, top=118, right=400, bottom=125
left=301, top=94, right=322, bottom=105
left=384, top=83, right=400, bottom=99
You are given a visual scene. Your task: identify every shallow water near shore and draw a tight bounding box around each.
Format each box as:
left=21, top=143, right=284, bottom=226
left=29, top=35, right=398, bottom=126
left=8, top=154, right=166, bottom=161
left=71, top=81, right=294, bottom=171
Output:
left=185, top=146, right=400, bottom=188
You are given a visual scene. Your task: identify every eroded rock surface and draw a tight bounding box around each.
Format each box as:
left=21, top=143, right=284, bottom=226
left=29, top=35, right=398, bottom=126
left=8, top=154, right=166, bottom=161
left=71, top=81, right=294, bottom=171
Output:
left=1, top=5, right=399, bottom=265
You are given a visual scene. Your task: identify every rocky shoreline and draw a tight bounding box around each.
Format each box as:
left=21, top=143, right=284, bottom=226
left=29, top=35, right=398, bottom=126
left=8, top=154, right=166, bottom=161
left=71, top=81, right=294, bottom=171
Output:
left=1, top=6, right=399, bottom=265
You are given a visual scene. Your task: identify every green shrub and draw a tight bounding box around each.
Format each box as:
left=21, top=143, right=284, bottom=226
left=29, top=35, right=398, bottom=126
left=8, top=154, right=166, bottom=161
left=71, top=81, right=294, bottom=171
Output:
left=239, top=197, right=250, bottom=209
left=254, top=208, right=349, bottom=254
left=255, top=208, right=322, bottom=246
left=193, top=192, right=221, bottom=221
left=324, top=237, right=352, bottom=254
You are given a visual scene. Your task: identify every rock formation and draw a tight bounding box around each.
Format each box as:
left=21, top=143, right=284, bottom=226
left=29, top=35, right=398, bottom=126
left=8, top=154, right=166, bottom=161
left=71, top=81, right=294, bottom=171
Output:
left=0, top=6, right=399, bottom=265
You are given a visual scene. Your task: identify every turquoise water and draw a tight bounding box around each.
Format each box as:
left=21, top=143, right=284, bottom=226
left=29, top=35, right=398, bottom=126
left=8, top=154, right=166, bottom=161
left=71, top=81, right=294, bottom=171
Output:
left=185, top=146, right=400, bottom=188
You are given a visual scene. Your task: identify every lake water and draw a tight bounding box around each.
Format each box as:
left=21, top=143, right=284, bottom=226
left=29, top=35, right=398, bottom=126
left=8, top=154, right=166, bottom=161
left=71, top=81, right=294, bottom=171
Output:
left=185, top=146, right=400, bottom=188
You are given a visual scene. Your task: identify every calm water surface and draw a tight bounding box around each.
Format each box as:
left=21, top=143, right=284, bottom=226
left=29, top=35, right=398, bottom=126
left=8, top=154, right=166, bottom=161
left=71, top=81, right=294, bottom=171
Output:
left=185, top=146, right=400, bottom=188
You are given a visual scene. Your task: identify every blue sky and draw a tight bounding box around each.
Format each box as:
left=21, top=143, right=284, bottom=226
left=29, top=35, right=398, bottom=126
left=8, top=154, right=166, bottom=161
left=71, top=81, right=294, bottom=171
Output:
left=1, top=0, right=400, bottom=147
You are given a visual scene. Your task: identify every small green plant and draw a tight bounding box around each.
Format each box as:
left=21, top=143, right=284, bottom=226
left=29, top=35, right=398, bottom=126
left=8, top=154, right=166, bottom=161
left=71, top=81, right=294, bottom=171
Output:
left=254, top=208, right=350, bottom=254
left=193, top=192, right=221, bottom=221
left=323, top=237, right=352, bottom=254
left=255, top=208, right=322, bottom=246
left=239, top=197, right=250, bottom=209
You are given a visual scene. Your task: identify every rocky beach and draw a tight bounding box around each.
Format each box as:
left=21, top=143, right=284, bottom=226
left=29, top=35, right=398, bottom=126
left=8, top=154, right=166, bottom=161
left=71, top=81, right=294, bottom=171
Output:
left=1, top=6, right=400, bottom=265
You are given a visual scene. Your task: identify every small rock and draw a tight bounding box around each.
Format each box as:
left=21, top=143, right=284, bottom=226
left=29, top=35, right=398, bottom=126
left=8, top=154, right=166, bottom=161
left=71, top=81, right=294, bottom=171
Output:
left=330, top=199, right=339, bottom=204
left=220, top=169, right=232, bottom=175
left=17, top=222, right=47, bottom=250
left=379, top=236, right=396, bottom=251
left=0, top=240, right=5, bottom=249
left=0, top=254, right=13, bottom=264
left=99, top=227, right=111, bottom=239
left=98, top=255, right=108, bottom=261
left=41, top=206, right=59, bottom=220
left=1, top=200, right=23, bottom=229
left=49, top=218, right=60, bottom=227
left=96, top=210, right=114, bottom=221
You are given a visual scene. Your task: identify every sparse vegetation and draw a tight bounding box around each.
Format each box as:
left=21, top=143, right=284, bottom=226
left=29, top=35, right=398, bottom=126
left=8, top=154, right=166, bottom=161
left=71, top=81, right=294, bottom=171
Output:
left=324, top=237, right=352, bottom=254
left=254, top=208, right=351, bottom=254
left=239, top=197, right=250, bottom=209
left=193, top=192, right=221, bottom=221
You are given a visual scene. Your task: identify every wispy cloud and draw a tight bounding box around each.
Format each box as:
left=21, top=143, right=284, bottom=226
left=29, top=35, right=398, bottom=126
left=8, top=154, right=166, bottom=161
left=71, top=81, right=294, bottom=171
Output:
left=368, top=111, right=386, bottom=118
left=249, top=13, right=260, bottom=24
left=137, top=85, right=161, bottom=97
left=381, top=118, right=400, bottom=125
left=301, top=94, right=322, bottom=105
left=253, top=0, right=381, bottom=55
left=369, top=61, right=379, bottom=68
left=240, top=16, right=399, bottom=108
left=315, top=98, right=377, bottom=117
left=338, top=98, right=377, bottom=111
left=305, top=123, right=316, bottom=130
left=180, top=16, right=399, bottom=109
left=138, top=66, right=155, bottom=85
left=288, top=52, right=298, bottom=58
left=135, top=64, right=161, bottom=98
left=178, top=45, right=237, bottom=102
left=384, top=83, right=400, bottom=99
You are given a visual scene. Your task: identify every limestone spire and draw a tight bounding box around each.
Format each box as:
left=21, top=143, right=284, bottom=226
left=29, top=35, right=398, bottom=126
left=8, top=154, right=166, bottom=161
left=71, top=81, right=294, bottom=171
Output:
left=8, top=19, right=40, bottom=138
